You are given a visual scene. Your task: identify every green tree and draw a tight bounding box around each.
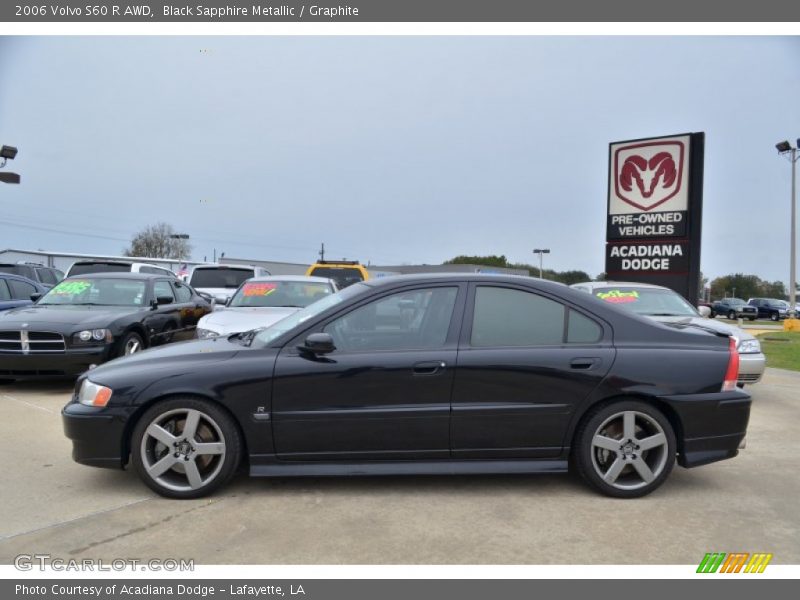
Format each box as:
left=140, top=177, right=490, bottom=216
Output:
left=444, top=255, right=509, bottom=268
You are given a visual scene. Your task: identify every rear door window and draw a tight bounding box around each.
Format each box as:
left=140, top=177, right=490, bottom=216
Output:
left=470, top=287, right=565, bottom=347
left=36, top=268, right=58, bottom=285
left=0, top=279, right=11, bottom=301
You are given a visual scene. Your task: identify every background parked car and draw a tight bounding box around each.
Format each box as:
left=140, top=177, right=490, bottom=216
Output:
left=306, top=260, right=369, bottom=288
left=0, top=272, right=48, bottom=312
left=571, top=281, right=765, bottom=386
left=711, top=297, right=758, bottom=321
left=747, top=298, right=788, bottom=321
left=0, top=273, right=211, bottom=381
left=67, top=260, right=176, bottom=278
left=188, top=264, right=271, bottom=305
left=196, top=275, right=337, bottom=339
left=0, top=261, right=63, bottom=289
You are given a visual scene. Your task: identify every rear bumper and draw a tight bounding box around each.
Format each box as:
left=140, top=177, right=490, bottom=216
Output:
left=738, top=352, right=765, bottom=385
left=0, top=346, right=112, bottom=379
left=62, top=401, right=127, bottom=468
left=658, top=390, right=751, bottom=468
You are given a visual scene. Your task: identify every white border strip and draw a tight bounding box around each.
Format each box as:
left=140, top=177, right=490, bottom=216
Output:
left=1, top=565, right=798, bottom=579
left=1, top=22, right=800, bottom=35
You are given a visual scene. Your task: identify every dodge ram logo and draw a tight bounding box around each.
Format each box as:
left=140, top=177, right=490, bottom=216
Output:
left=613, top=141, right=685, bottom=212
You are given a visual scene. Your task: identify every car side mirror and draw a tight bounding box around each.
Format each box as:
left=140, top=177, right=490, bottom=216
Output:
left=698, top=306, right=711, bottom=318
left=155, top=295, right=173, bottom=306
left=30, top=293, right=42, bottom=302
left=298, top=332, right=336, bottom=355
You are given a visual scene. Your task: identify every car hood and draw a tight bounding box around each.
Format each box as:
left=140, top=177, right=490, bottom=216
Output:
left=198, top=306, right=299, bottom=335
left=649, top=315, right=756, bottom=341
left=0, top=305, right=138, bottom=331
left=88, top=337, right=244, bottom=380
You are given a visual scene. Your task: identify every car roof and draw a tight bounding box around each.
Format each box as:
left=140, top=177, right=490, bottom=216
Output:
left=0, top=271, right=44, bottom=286
left=569, top=280, right=670, bottom=292
left=192, top=264, right=258, bottom=270
left=64, top=272, right=166, bottom=280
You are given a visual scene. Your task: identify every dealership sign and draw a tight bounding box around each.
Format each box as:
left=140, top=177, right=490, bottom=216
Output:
left=605, top=133, right=704, bottom=303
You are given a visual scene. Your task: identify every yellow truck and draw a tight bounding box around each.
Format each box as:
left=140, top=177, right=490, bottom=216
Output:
left=306, top=260, right=369, bottom=289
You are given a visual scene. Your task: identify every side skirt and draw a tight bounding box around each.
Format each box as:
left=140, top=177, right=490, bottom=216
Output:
left=249, top=457, right=568, bottom=477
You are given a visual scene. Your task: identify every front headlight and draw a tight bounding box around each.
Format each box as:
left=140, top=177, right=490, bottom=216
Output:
left=737, top=339, right=761, bottom=354
left=77, top=379, right=113, bottom=407
left=197, top=328, right=219, bottom=340
left=73, top=329, right=113, bottom=344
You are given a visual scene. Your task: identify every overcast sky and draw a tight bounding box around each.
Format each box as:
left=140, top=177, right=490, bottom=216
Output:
left=1, top=36, right=798, bottom=281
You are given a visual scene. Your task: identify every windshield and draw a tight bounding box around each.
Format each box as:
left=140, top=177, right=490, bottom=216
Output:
left=230, top=280, right=334, bottom=308
left=190, top=268, right=253, bottom=289
left=254, top=283, right=368, bottom=346
left=39, top=278, right=147, bottom=306
left=308, top=266, right=364, bottom=288
left=69, top=263, right=131, bottom=276
left=594, top=287, right=698, bottom=317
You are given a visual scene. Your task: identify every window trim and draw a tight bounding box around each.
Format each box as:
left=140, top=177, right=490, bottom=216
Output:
left=460, top=283, right=609, bottom=350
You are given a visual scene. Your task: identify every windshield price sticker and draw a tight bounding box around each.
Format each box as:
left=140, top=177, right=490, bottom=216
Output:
left=242, top=283, right=277, bottom=297
left=52, top=280, right=91, bottom=295
left=596, top=290, right=640, bottom=304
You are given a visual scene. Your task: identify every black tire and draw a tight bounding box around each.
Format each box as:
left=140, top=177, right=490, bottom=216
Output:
left=748, top=317, right=756, bottom=322
left=0, top=379, right=15, bottom=385
left=116, top=331, right=145, bottom=357
left=573, top=399, right=676, bottom=499
left=728, top=310, right=736, bottom=320
left=770, top=312, right=779, bottom=322
left=131, top=396, right=242, bottom=499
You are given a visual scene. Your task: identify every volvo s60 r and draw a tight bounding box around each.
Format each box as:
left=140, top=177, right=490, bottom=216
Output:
left=62, top=274, right=750, bottom=499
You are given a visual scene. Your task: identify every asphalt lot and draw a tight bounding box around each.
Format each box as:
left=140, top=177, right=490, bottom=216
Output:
left=0, top=369, right=799, bottom=565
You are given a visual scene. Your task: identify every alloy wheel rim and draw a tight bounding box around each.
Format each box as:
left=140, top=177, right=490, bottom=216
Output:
left=590, top=410, right=668, bottom=491
left=125, top=338, right=141, bottom=355
left=140, top=408, right=226, bottom=492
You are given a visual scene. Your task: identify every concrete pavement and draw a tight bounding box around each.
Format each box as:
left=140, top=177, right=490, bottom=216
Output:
left=0, top=369, right=798, bottom=564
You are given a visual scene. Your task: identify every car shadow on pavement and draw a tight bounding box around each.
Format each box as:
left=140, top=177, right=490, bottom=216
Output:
left=0, top=378, right=75, bottom=394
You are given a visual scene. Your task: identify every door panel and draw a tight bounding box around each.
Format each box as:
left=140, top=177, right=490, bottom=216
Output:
left=271, top=284, right=464, bottom=460
left=451, top=284, right=615, bottom=458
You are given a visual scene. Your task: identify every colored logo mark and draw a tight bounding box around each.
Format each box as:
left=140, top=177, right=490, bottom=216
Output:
left=696, top=552, right=772, bottom=574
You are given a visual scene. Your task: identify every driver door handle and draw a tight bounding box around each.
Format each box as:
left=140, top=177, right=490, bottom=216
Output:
left=413, top=361, right=446, bottom=376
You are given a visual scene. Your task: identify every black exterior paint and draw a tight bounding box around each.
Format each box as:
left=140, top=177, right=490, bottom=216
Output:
left=62, top=274, right=750, bottom=477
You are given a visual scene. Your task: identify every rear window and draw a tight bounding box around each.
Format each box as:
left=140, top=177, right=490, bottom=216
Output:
left=308, top=267, right=364, bottom=288
left=190, top=267, right=254, bottom=289
left=69, top=263, right=131, bottom=276
left=36, top=268, right=58, bottom=285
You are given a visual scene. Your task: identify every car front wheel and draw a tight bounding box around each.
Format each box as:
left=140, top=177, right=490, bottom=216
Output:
left=131, top=397, right=242, bottom=499
left=770, top=312, right=779, bottom=322
left=574, top=400, right=676, bottom=498
left=728, top=310, right=736, bottom=320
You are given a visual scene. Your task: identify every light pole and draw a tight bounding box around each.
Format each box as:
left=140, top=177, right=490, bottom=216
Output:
left=0, top=145, right=20, bottom=184
left=532, top=248, right=550, bottom=279
left=776, top=140, right=798, bottom=320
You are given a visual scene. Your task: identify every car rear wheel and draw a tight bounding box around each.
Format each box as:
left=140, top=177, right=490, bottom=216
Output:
left=728, top=310, right=736, bottom=320
left=131, top=397, right=242, bottom=499
left=574, top=400, right=676, bottom=498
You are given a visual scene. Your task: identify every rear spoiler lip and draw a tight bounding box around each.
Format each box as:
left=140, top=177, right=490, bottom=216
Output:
left=661, top=321, right=732, bottom=338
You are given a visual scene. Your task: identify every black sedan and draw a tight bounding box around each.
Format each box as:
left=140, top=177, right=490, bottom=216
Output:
left=62, top=274, right=750, bottom=499
left=0, top=273, right=211, bottom=380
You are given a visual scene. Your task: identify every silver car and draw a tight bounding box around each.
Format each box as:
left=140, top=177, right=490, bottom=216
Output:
left=571, top=281, right=765, bottom=386
left=196, top=275, right=337, bottom=339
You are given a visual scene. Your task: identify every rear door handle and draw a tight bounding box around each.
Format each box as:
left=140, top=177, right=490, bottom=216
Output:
left=570, top=358, right=600, bottom=370
left=413, top=361, right=446, bottom=376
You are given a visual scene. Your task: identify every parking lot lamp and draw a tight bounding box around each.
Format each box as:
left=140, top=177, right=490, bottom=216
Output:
left=0, top=144, right=20, bottom=184
left=532, top=248, right=550, bottom=279
left=776, top=140, right=798, bottom=322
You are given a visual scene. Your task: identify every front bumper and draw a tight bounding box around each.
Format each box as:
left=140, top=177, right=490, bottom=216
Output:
left=0, top=346, right=112, bottom=378
left=62, top=400, right=128, bottom=469
left=659, top=389, right=751, bottom=468
left=738, top=352, right=766, bottom=385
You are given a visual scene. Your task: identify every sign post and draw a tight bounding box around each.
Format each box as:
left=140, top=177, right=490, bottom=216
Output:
left=605, top=132, right=704, bottom=304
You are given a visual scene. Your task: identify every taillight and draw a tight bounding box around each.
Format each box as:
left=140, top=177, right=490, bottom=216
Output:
left=722, top=337, right=740, bottom=392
